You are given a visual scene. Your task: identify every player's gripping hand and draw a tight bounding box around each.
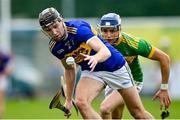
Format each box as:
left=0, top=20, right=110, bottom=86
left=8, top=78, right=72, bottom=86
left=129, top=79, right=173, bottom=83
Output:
left=152, top=89, right=171, bottom=110
left=64, top=100, right=73, bottom=118
left=80, top=53, right=98, bottom=72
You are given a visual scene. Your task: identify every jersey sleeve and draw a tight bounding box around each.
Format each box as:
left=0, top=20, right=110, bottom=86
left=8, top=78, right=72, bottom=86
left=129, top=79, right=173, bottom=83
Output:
left=137, top=38, right=155, bottom=58
left=122, top=32, right=155, bottom=58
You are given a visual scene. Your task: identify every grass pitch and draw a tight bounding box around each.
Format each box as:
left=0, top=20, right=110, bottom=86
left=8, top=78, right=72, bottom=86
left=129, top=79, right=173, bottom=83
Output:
left=4, top=96, right=180, bottom=119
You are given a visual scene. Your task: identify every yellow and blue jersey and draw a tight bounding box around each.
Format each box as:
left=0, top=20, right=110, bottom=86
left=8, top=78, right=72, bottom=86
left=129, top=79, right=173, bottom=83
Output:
left=49, top=20, right=125, bottom=72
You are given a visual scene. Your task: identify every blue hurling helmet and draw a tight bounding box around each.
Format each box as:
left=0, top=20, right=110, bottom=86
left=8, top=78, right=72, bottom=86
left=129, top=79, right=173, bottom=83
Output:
left=99, top=13, right=121, bottom=29
left=99, top=13, right=121, bottom=44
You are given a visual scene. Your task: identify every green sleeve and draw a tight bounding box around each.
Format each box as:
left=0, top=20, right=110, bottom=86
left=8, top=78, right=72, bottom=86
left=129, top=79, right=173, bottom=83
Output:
left=137, top=38, right=153, bottom=57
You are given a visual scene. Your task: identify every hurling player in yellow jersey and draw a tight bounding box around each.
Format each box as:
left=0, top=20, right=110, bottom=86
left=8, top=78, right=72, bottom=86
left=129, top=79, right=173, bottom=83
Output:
left=98, top=13, right=171, bottom=119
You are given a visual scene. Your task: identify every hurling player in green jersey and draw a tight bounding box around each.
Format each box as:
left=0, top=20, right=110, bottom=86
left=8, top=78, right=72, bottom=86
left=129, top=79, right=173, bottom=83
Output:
left=98, top=13, right=171, bottom=119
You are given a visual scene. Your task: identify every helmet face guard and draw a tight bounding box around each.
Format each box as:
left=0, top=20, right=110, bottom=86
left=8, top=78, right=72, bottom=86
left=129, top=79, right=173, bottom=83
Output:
left=99, top=20, right=120, bottom=29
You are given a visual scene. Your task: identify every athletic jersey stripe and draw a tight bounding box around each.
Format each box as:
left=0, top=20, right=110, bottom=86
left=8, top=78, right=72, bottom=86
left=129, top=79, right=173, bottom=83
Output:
left=67, top=27, right=77, bottom=34
left=67, top=26, right=77, bottom=31
left=148, top=46, right=156, bottom=58
left=67, top=28, right=77, bottom=33
left=67, top=30, right=76, bottom=34
left=49, top=40, right=56, bottom=51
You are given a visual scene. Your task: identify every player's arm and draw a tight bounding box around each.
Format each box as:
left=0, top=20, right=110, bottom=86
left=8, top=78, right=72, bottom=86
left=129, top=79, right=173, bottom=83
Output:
left=87, top=36, right=111, bottom=62
left=149, top=47, right=170, bottom=86
left=81, top=36, right=111, bottom=72
left=150, top=47, right=171, bottom=110
left=79, top=24, right=111, bottom=71
left=124, top=34, right=171, bottom=110
left=137, top=38, right=171, bottom=110
left=61, top=59, right=76, bottom=112
left=135, top=38, right=170, bottom=86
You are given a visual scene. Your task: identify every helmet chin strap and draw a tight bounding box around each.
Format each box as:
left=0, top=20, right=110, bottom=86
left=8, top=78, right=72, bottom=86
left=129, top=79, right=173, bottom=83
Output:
left=112, top=37, right=119, bottom=45
left=112, top=32, right=121, bottom=45
left=111, top=27, right=121, bottom=45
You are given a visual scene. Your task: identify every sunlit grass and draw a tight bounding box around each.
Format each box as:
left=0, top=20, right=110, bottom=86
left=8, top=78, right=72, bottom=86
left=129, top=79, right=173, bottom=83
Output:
left=5, top=96, right=180, bottom=119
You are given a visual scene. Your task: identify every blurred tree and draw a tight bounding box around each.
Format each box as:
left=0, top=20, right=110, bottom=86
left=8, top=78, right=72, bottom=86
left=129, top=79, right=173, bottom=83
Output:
left=11, top=0, right=61, bottom=18
left=11, top=0, right=180, bottom=18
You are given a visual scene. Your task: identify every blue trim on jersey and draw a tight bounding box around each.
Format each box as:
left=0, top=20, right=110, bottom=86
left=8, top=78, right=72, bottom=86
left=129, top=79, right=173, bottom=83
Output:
left=50, top=20, right=125, bottom=72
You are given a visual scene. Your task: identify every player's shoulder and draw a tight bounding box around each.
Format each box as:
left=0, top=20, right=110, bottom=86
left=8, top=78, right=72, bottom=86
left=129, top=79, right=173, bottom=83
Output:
left=65, top=20, right=92, bottom=35
left=121, top=32, right=141, bottom=43
left=120, top=32, right=140, bottom=49
left=65, top=20, right=91, bottom=29
left=121, top=32, right=137, bottom=40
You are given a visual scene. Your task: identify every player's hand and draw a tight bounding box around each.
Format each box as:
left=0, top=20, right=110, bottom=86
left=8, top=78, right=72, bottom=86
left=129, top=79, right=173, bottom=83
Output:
left=152, top=89, right=171, bottom=110
left=64, top=100, right=73, bottom=118
left=80, top=53, right=98, bottom=72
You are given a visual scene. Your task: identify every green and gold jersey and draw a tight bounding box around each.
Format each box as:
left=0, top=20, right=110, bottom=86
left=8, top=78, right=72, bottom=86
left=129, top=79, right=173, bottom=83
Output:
left=114, top=32, right=155, bottom=82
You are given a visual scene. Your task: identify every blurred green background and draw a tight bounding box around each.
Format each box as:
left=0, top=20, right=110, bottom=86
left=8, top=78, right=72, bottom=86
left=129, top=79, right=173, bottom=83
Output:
left=11, top=0, right=180, bottom=18
left=1, top=0, right=180, bottom=119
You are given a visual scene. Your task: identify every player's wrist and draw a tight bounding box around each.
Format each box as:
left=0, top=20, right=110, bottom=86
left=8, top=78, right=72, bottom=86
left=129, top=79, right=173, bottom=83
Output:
left=160, top=83, right=168, bottom=90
